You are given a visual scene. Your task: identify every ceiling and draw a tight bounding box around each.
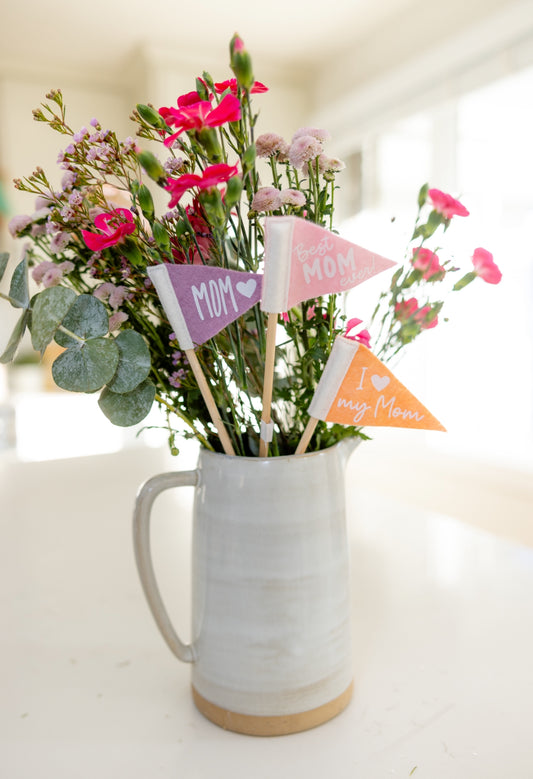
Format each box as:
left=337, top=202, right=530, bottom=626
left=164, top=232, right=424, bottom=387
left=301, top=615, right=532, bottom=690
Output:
left=1, top=0, right=418, bottom=77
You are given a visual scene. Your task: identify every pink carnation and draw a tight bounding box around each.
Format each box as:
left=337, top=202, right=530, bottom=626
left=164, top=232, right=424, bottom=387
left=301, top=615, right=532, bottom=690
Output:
left=345, top=318, right=371, bottom=348
left=81, top=208, right=136, bottom=251
left=251, top=186, right=282, bottom=212
left=411, top=247, right=445, bottom=281
left=472, top=247, right=502, bottom=284
left=394, top=298, right=438, bottom=330
left=429, top=188, right=469, bottom=219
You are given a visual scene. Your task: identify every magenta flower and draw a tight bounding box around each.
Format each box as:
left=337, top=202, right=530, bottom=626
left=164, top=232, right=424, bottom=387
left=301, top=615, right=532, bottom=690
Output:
left=214, top=78, right=268, bottom=95
left=472, top=247, right=502, bottom=284
left=159, top=93, right=242, bottom=148
left=165, top=163, right=239, bottom=208
left=428, top=188, right=469, bottom=219
left=345, top=318, right=371, bottom=348
left=411, top=247, right=445, bottom=280
left=81, top=208, right=136, bottom=251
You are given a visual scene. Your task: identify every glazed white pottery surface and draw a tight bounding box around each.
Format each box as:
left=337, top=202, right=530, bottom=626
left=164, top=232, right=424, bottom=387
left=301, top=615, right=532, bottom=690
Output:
left=133, top=441, right=357, bottom=718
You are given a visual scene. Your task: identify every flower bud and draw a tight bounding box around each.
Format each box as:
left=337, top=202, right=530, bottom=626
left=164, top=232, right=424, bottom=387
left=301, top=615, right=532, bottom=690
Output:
left=197, top=127, right=223, bottom=163
left=137, top=184, right=155, bottom=221
left=199, top=188, right=225, bottom=229
left=195, top=77, right=210, bottom=101
left=136, top=103, right=165, bottom=129
left=224, top=176, right=243, bottom=210
left=229, top=33, right=254, bottom=90
left=152, top=221, right=171, bottom=252
left=137, top=150, right=167, bottom=186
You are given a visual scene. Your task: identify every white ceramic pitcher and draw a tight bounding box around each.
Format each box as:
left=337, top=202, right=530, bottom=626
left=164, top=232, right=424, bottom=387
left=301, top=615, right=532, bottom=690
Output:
left=133, top=439, right=358, bottom=736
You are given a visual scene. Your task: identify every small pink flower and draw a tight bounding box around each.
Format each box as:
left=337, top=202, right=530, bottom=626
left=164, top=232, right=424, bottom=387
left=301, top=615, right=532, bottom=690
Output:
left=165, top=163, right=239, bottom=208
left=394, top=298, right=418, bottom=322
left=255, top=133, right=289, bottom=159
left=81, top=208, right=136, bottom=251
left=428, top=188, right=469, bottom=219
left=251, top=186, right=282, bottom=212
left=32, top=261, right=63, bottom=288
left=411, top=247, right=445, bottom=280
left=280, top=312, right=290, bottom=323
left=8, top=214, right=32, bottom=237
left=317, top=154, right=345, bottom=174
left=93, top=282, right=129, bottom=310
left=292, top=127, right=330, bottom=144
left=345, top=318, right=371, bottom=348
left=415, top=305, right=439, bottom=329
left=288, top=135, right=323, bottom=169
left=472, top=247, right=502, bottom=284
left=280, top=189, right=306, bottom=208
left=108, top=311, right=129, bottom=331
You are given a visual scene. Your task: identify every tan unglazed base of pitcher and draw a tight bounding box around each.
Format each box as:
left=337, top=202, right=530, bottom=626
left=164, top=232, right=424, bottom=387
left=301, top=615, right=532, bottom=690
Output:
left=191, top=681, right=354, bottom=736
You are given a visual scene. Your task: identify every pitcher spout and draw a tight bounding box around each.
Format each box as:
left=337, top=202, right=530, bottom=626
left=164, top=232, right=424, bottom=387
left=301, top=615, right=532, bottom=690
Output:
left=337, top=435, right=361, bottom=468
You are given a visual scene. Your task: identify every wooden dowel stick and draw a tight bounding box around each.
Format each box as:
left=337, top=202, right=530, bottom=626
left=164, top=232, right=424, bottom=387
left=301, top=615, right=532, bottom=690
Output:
left=295, top=417, right=318, bottom=456
left=185, top=348, right=235, bottom=456
left=259, top=312, right=278, bottom=457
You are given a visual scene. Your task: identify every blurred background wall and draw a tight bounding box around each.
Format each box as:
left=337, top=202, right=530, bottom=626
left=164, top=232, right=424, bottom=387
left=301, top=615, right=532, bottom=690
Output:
left=1, top=0, right=533, bottom=532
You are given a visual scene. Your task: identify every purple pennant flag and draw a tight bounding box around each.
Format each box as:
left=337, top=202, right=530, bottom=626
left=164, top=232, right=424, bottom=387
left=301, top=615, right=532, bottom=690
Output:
left=147, top=264, right=263, bottom=349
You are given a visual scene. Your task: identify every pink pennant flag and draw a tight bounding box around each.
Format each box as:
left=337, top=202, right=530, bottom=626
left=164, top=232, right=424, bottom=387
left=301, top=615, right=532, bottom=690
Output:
left=260, top=216, right=396, bottom=312
left=147, top=264, right=262, bottom=349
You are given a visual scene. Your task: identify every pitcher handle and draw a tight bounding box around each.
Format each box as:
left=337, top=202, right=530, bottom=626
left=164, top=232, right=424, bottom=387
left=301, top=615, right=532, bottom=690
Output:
left=133, top=470, right=198, bottom=663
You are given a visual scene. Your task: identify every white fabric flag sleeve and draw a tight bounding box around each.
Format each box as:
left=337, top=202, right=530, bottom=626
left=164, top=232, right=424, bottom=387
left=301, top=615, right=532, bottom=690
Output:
left=147, top=264, right=194, bottom=350
left=308, top=337, right=359, bottom=420
left=260, top=217, right=295, bottom=313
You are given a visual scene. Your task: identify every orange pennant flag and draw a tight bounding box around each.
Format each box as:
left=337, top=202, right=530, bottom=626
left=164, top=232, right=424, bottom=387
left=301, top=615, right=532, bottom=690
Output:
left=308, top=336, right=445, bottom=432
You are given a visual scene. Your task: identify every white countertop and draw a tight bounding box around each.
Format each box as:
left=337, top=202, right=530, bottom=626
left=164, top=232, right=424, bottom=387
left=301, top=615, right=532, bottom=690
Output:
left=1, top=446, right=533, bottom=778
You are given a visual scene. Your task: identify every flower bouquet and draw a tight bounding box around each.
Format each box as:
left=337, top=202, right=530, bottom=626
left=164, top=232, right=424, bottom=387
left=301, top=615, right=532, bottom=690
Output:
left=0, top=34, right=501, bottom=458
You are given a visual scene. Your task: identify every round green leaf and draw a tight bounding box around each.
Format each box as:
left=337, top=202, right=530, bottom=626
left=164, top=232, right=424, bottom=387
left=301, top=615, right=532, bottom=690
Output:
left=98, top=379, right=156, bottom=427
left=55, top=294, right=109, bottom=347
left=52, top=337, right=119, bottom=392
left=31, top=286, right=77, bottom=354
left=106, top=330, right=151, bottom=394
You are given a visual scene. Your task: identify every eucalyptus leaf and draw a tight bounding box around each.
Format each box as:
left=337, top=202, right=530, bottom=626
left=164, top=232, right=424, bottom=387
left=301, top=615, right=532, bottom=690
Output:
left=55, top=294, right=109, bottom=347
left=9, top=256, right=30, bottom=309
left=0, top=252, right=9, bottom=284
left=31, top=286, right=77, bottom=354
left=52, top=337, right=119, bottom=392
left=106, top=330, right=151, bottom=394
left=98, top=379, right=156, bottom=426
left=0, top=309, right=31, bottom=363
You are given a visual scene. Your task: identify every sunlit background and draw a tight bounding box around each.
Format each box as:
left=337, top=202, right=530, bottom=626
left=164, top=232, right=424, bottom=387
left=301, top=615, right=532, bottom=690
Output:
left=1, top=0, right=532, bottom=484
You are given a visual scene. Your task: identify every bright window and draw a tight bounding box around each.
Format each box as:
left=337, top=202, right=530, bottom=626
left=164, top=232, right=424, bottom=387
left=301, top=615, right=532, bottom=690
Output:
left=343, top=66, right=533, bottom=469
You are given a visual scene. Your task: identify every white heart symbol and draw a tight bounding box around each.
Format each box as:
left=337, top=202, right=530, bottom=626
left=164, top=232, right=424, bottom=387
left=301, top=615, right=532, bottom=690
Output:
left=236, top=279, right=257, bottom=298
left=371, top=374, right=390, bottom=392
